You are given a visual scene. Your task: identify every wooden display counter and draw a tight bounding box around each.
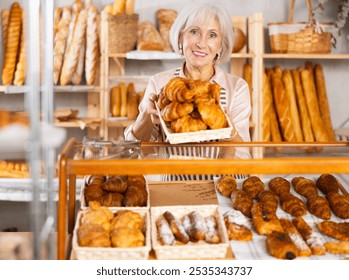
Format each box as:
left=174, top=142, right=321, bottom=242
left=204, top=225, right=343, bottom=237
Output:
left=58, top=138, right=349, bottom=260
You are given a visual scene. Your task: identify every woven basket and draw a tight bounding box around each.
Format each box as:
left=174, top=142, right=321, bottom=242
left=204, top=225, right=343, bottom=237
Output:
left=108, top=13, right=139, bottom=53
left=268, top=0, right=333, bottom=54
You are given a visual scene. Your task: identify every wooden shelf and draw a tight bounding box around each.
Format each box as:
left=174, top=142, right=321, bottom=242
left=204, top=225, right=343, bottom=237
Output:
left=54, top=118, right=102, bottom=128
left=53, top=85, right=101, bottom=93
left=0, top=85, right=29, bottom=94
left=107, top=117, right=135, bottom=128
left=263, top=53, right=349, bottom=59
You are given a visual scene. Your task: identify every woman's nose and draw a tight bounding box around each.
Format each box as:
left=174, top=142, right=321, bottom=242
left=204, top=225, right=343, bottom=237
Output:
left=196, top=37, right=206, bottom=48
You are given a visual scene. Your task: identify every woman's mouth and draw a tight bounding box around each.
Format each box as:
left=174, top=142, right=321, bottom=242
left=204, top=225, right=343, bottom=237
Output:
left=192, top=50, right=207, bottom=57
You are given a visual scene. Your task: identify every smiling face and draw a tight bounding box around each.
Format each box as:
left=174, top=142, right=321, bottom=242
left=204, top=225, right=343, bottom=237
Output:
left=180, top=17, right=223, bottom=73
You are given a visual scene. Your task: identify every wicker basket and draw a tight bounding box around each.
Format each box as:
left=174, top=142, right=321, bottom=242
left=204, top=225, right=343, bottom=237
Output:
left=268, top=0, right=333, bottom=54
left=108, top=13, right=139, bottom=53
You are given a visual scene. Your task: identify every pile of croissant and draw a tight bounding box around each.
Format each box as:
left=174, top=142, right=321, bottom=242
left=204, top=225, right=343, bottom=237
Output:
left=157, top=77, right=228, bottom=133
left=84, top=174, right=148, bottom=207
left=216, top=173, right=349, bottom=258
left=77, top=202, right=145, bottom=248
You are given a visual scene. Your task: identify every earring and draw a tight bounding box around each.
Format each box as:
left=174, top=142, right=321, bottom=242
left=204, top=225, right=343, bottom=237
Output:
left=179, top=44, right=183, bottom=54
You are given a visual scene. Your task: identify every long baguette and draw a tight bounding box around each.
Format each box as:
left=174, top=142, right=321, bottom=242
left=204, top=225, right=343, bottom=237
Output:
left=1, top=9, right=10, bottom=52
left=60, top=9, right=87, bottom=86
left=299, top=68, right=329, bottom=142
left=282, top=69, right=303, bottom=141
left=271, top=72, right=296, bottom=142
left=2, top=3, right=22, bottom=85
left=291, top=69, right=314, bottom=142
left=53, top=7, right=71, bottom=85
left=262, top=72, right=271, bottom=141
left=13, top=9, right=25, bottom=86
left=53, top=7, right=62, bottom=39
left=314, top=64, right=335, bottom=141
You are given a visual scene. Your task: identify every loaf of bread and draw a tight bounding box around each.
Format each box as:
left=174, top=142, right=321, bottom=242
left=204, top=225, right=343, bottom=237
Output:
left=156, top=9, right=177, bottom=52
left=291, top=69, right=314, bottom=142
left=71, top=39, right=85, bottom=85
left=53, top=7, right=71, bottom=85
left=13, top=10, right=25, bottom=86
left=314, top=64, right=335, bottom=141
left=299, top=68, right=329, bottom=142
left=120, top=82, right=128, bottom=117
left=283, top=70, right=303, bottom=141
left=85, top=5, right=99, bottom=86
left=271, top=72, right=296, bottom=141
left=1, top=9, right=10, bottom=52
left=60, top=9, right=87, bottom=86
left=110, top=85, right=121, bottom=117
left=2, top=3, right=22, bottom=85
left=137, top=21, right=164, bottom=51
left=125, top=0, right=135, bottom=15
left=53, top=7, right=62, bottom=38
left=262, top=72, right=271, bottom=141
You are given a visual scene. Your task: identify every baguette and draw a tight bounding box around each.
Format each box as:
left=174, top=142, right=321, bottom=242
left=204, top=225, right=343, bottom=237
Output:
left=53, top=7, right=71, bottom=85
left=271, top=72, right=296, bottom=142
left=265, top=69, right=282, bottom=144
left=273, top=66, right=283, bottom=78
left=314, top=64, right=335, bottom=141
left=71, top=39, right=85, bottom=85
left=299, top=68, right=329, bottom=142
left=120, top=82, right=128, bottom=117
left=1, top=9, right=10, bottom=51
left=262, top=72, right=271, bottom=141
left=283, top=70, right=303, bottom=141
left=85, top=6, right=99, bottom=86
left=127, top=83, right=139, bottom=119
left=13, top=10, right=25, bottom=86
left=125, top=0, right=135, bottom=15
left=53, top=7, right=62, bottom=39
left=113, top=0, right=126, bottom=15
left=2, top=3, right=22, bottom=85
left=291, top=69, right=314, bottom=142
left=60, top=9, right=87, bottom=86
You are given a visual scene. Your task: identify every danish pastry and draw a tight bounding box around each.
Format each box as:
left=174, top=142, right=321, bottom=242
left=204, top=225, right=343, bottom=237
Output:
left=223, top=210, right=252, bottom=241
left=242, top=176, right=265, bottom=199
left=257, top=190, right=279, bottom=213
left=317, top=221, right=349, bottom=241
left=324, top=241, right=349, bottom=254
left=216, top=175, right=237, bottom=197
left=251, top=202, right=283, bottom=235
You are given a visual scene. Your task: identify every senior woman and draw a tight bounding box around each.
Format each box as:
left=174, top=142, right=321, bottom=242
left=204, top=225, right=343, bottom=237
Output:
left=124, top=2, right=251, bottom=180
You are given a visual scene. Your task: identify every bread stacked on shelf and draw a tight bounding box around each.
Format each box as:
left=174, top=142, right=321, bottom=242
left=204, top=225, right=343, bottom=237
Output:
left=54, top=0, right=100, bottom=86
left=156, top=9, right=177, bottom=52
left=0, top=109, right=29, bottom=127
left=216, top=173, right=349, bottom=258
left=0, top=160, right=29, bottom=178
left=110, top=82, right=144, bottom=119
left=261, top=61, right=335, bottom=143
left=1, top=2, right=26, bottom=86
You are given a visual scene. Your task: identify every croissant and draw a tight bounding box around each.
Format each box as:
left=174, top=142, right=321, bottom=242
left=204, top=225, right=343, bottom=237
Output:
left=242, top=176, right=265, bottom=199
left=268, top=177, right=291, bottom=195
left=81, top=203, right=114, bottom=233
left=279, top=192, right=307, bottom=217
left=216, top=175, right=237, bottom=197
left=170, top=115, right=207, bottom=133
left=84, top=182, right=105, bottom=204
left=111, top=210, right=143, bottom=231
left=317, top=221, right=349, bottom=241
left=85, top=174, right=106, bottom=186
left=193, top=82, right=220, bottom=104
left=266, top=231, right=298, bottom=259
left=100, top=192, right=124, bottom=207
left=101, top=175, right=128, bottom=192
left=326, top=193, right=349, bottom=219
left=161, top=101, right=194, bottom=121
left=77, top=223, right=111, bottom=247
left=279, top=218, right=311, bottom=257
left=163, top=77, right=197, bottom=102
left=306, top=195, right=331, bottom=220
left=123, top=184, right=148, bottom=207
left=197, top=99, right=227, bottom=129
left=292, top=217, right=326, bottom=255
left=230, top=189, right=254, bottom=218
left=315, top=173, right=340, bottom=195
left=156, top=91, right=171, bottom=110
left=251, top=202, right=283, bottom=235
left=292, top=177, right=318, bottom=199
left=127, top=175, right=146, bottom=188
left=257, top=190, right=279, bottom=213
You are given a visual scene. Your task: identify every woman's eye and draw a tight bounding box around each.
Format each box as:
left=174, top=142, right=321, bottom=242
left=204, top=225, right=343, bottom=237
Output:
left=190, top=29, right=199, bottom=35
left=209, top=33, right=217, bottom=38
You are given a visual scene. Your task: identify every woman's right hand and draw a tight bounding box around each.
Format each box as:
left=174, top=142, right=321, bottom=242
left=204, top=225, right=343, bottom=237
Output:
left=145, top=93, right=160, bottom=125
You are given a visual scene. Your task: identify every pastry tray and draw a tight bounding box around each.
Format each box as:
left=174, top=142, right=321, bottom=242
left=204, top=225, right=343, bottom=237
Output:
left=151, top=204, right=229, bottom=259
left=72, top=208, right=151, bottom=260
left=80, top=175, right=150, bottom=211
left=155, top=103, right=233, bottom=144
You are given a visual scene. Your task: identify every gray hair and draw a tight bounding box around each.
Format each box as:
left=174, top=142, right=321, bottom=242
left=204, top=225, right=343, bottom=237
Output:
left=169, top=2, right=234, bottom=64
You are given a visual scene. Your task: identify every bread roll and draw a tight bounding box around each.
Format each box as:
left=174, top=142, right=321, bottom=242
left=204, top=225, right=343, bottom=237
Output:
left=13, top=10, right=25, bottom=86
left=85, top=6, right=99, bottom=86
left=2, top=3, right=22, bottom=85
left=1, top=9, right=10, bottom=51
left=156, top=9, right=177, bottom=52
left=113, top=0, right=126, bottom=15
left=314, top=64, right=335, bottom=141
left=271, top=72, right=296, bottom=142
left=53, top=7, right=71, bottom=85
left=299, top=68, right=329, bottom=142
left=60, top=9, right=87, bottom=86
left=291, top=69, right=314, bottom=142
left=110, top=86, right=121, bottom=117
left=137, top=21, right=164, bottom=51
left=282, top=69, right=303, bottom=141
